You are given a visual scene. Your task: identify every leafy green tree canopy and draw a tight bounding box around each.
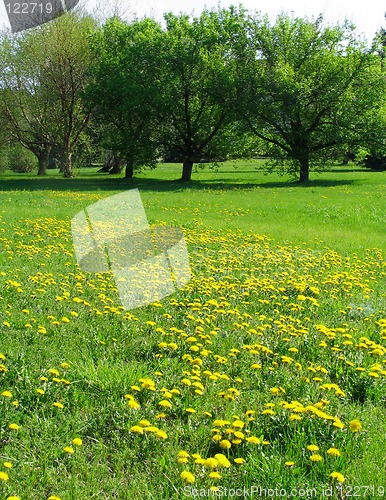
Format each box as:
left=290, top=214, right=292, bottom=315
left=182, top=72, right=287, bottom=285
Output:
left=158, top=7, right=248, bottom=181
left=236, top=13, right=385, bottom=181
left=0, top=12, right=96, bottom=177
left=85, top=17, right=164, bottom=178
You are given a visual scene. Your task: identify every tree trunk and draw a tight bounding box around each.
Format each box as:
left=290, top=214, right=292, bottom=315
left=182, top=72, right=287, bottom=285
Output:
left=111, top=155, right=124, bottom=174
left=57, top=147, right=66, bottom=173
left=125, top=159, right=134, bottom=178
left=299, top=157, right=309, bottom=182
left=98, top=155, right=114, bottom=172
left=181, top=160, right=193, bottom=182
left=63, top=150, right=73, bottom=178
left=37, top=154, right=48, bottom=175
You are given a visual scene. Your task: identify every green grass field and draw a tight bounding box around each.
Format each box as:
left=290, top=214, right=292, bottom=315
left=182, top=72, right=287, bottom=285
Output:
left=0, top=162, right=385, bottom=499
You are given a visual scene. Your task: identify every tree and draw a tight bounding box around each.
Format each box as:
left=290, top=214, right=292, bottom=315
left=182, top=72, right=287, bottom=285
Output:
left=157, top=8, right=247, bottom=181
left=0, top=12, right=96, bottom=177
left=357, top=14, right=386, bottom=169
left=36, top=12, right=97, bottom=177
left=236, top=13, right=384, bottom=182
left=84, top=17, right=163, bottom=178
left=0, top=32, right=58, bottom=175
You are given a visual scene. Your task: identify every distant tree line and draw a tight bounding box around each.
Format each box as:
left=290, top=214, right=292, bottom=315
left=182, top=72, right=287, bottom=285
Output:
left=0, top=7, right=385, bottom=182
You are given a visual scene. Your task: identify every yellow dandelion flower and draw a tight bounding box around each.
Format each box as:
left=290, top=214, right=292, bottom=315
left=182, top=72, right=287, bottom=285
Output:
left=178, top=457, right=188, bottom=464
left=186, top=408, right=196, bottom=413
left=53, top=402, right=64, bottom=409
left=262, top=409, right=275, bottom=415
left=214, top=454, right=231, bottom=468
left=180, top=470, right=195, bottom=483
left=307, top=444, right=319, bottom=452
left=246, top=436, right=260, bottom=444
left=310, top=454, right=323, bottom=462
left=205, top=458, right=218, bottom=468
left=36, top=389, right=45, bottom=395
left=213, top=420, right=227, bottom=427
left=285, top=461, right=295, bottom=467
left=349, top=419, right=362, bottom=432
left=130, top=426, right=144, bottom=434
left=234, top=458, right=246, bottom=464
left=156, top=430, right=167, bottom=439
left=330, top=472, right=345, bottom=483
left=72, top=438, right=82, bottom=447
left=158, top=400, right=172, bottom=408
left=144, top=426, right=159, bottom=433
left=327, top=448, right=341, bottom=457
left=140, top=378, right=156, bottom=390
left=1, top=391, right=12, bottom=398
left=63, top=446, right=74, bottom=454
left=219, top=439, right=232, bottom=449
left=232, top=420, right=244, bottom=428
left=0, top=471, right=9, bottom=480
left=138, top=420, right=151, bottom=427
left=127, top=399, right=140, bottom=409
left=3, top=462, right=12, bottom=469
left=7, top=496, right=21, bottom=500
left=209, top=471, right=222, bottom=479
left=9, top=423, right=20, bottom=430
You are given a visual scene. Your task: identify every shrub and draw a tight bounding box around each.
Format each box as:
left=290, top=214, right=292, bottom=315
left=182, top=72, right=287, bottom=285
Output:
left=9, top=143, right=37, bottom=173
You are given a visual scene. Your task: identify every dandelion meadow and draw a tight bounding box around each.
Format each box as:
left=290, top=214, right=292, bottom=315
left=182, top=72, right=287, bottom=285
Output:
left=0, top=162, right=386, bottom=498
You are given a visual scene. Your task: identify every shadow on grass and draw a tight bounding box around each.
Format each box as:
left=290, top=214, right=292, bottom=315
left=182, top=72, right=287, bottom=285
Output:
left=0, top=172, right=357, bottom=193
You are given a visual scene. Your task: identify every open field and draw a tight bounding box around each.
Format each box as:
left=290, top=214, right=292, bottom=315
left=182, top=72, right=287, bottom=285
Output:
left=0, top=162, right=385, bottom=499
left=1, top=162, right=386, bottom=256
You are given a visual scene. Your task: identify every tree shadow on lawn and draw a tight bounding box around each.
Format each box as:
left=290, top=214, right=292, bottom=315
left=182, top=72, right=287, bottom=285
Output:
left=0, top=173, right=357, bottom=193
